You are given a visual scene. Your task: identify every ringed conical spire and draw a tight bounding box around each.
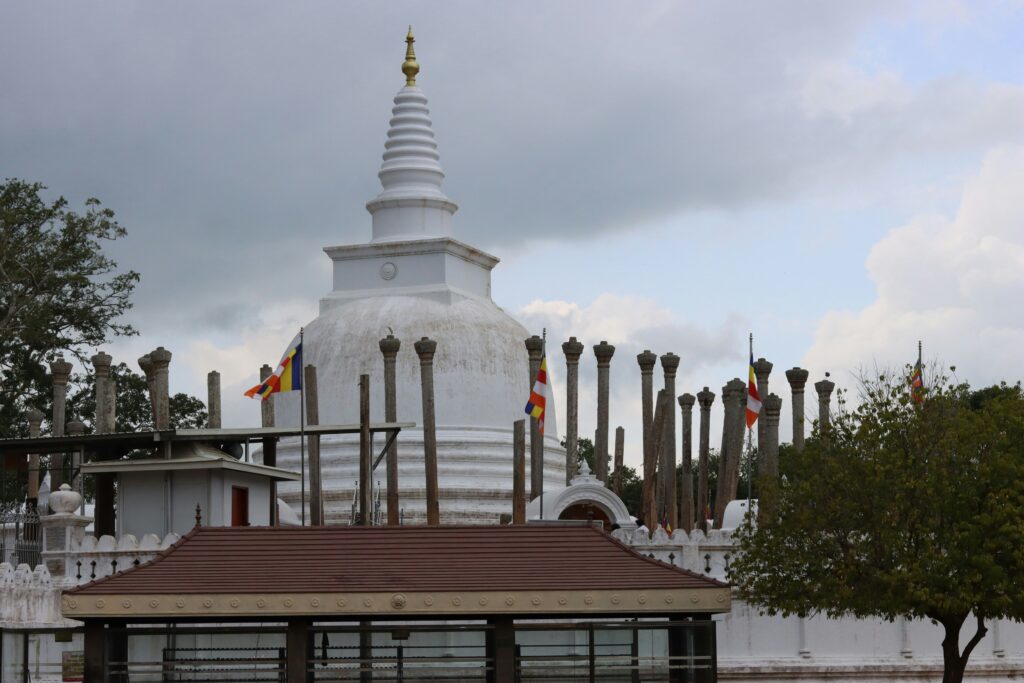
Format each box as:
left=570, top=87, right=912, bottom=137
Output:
left=366, top=27, right=458, bottom=242
left=402, top=26, right=419, bottom=86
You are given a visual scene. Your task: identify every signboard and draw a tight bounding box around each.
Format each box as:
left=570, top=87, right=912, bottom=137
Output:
left=62, top=651, right=84, bottom=682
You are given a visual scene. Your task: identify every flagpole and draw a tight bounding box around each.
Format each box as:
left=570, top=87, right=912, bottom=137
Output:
left=539, top=327, right=546, bottom=521
left=300, top=327, right=306, bottom=527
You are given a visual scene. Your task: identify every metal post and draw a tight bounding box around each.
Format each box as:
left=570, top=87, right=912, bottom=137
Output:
left=359, top=374, right=372, bottom=526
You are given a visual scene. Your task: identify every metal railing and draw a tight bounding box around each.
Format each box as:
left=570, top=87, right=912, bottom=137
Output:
left=0, top=508, right=41, bottom=567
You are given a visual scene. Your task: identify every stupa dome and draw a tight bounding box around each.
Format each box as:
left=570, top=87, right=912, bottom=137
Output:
left=271, top=30, right=565, bottom=524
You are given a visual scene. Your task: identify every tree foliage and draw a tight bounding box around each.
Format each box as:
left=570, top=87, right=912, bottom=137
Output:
left=0, top=179, right=139, bottom=437
left=731, top=371, right=1024, bottom=683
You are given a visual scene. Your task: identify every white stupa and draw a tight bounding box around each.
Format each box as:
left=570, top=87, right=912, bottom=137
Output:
left=273, top=29, right=566, bottom=524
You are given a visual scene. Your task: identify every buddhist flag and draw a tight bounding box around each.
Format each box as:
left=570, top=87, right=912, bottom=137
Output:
left=910, top=344, right=925, bottom=404
left=524, top=355, right=548, bottom=434
left=245, top=335, right=303, bottom=401
left=745, top=351, right=761, bottom=428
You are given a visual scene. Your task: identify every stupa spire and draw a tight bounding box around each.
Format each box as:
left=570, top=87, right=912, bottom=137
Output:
left=402, top=26, right=419, bottom=86
left=366, top=28, right=458, bottom=243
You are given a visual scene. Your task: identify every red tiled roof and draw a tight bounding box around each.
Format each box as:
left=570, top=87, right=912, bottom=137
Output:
left=68, top=525, right=726, bottom=595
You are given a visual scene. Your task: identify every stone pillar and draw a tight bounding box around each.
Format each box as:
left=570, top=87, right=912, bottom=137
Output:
left=762, top=394, right=782, bottom=478
left=207, top=371, right=221, bottom=429
left=525, top=335, right=545, bottom=499
left=91, top=352, right=113, bottom=433
left=40, top=483, right=91, bottom=577
left=258, top=363, right=277, bottom=524
left=678, top=394, right=695, bottom=532
left=636, top=350, right=657, bottom=500
left=696, top=387, right=714, bottom=533
left=358, top=374, right=372, bottom=526
left=612, top=426, right=625, bottom=496
left=512, top=419, right=526, bottom=525
left=379, top=334, right=402, bottom=526
left=26, top=408, right=44, bottom=506
left=660, top=353, right=680, bottom=530
left=149, top=347, right=172, bottom=430
left=561, top=337, right=584, bottom=485
left=752, top=357, right=773, bottom=472
left=49, top=356, right=73, bottom=493
left=815, top=377, right=836, bottom=436
left=593, top=341, right=616, bottom=483
left=138, top=354, right=157, bottom=424
left=644, top=390, right=669, bottom=527
left=415, top=337, right=440, bottom=525
left=304, top=365, right=322, bottom=526
left=785, top=367, right=809, bottom=452
left=714, top=379, right=745, bottom=529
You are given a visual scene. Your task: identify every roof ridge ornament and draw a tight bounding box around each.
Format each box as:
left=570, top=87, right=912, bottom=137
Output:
left=402, top=26, right=419, bottom=87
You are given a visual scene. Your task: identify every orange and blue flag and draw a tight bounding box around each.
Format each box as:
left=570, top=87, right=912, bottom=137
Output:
left=524, top=355, right=548, bottom=434
left=910, top=344, right=925, bottom=404
left=245, top=335, right=302, bottom=401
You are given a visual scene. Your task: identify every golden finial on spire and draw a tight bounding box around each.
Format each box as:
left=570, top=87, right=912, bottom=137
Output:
left=402, top=26, right=419, bottom=87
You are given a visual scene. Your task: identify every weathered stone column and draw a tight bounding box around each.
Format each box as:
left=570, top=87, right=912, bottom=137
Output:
left=48, top=357, right=73, bottom=493
left=561, top=337, right=584, bottom=485
left=359, top=374, right=372, bottom=526
left=415, top=337, right=440, bottom=525
left=660, top=353, right=680, bottom=529
left=696, top=387, right=714, bottom=533
left=138, top=354, right=157, bottom=424
left=26, top=409, right=44, bottom=507
left=815, top=377, right=836, bottom=437
left=785, top=367, right=809, bottom=452
left=613, top=426, right=625, bottom=496
left=714, top=379, right=745, bottom=529
left=525, top=335, right=545, bottom=499
left=304, top=365, right=322, bottom=526
left=636, top=349, right=657, bottom=500
left=752, top=357, right=773, bottom=472
left=149, top=347, right=172, bottom=430
left=207, top=371, right=222, bottom=429
left=678, top=393, right=695, bottom=532
left=762, top=394, right=782, bottom=478
left=379, top=334, right=401, bottom=526
left=644, top=390, right=669, bottom=527
left=512, top=419, right=526, bottom=525
left=91, top=352, right=113, bottom=433
left=593, top=341, right=615, bottom=483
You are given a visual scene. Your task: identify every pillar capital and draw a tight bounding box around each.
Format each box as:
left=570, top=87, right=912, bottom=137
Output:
left=660, top=352, right=680, bottom=377
left=678, top=393, right=695, bottom=410
left=636, top=349, right=657, bottom=373
left=149, top=346, right=172, bottom=368
left=524, top=335, right=544, bottom=361
left=66, top=420, right=85, bottom=436
left=752, top=357, right=773, bottom=384
left=49, top=357, right=73, bottom=385
left=414, top=336, right=437, bottom=363
left=696, top=387, right=715, bottom=410
left=561, top=336, right=584, bottom=364
left=815, top=378, right=836, bottom=400
left=593, top=340, right=615, bottom=367
left=138, top=354, right=154, bottom=378
left=26, top=408, right=44, bottom=429
left=786, top=367, right=809, bottom=392
left=724, top=377, right=746, bottom=400
left=91, top=351, right=113, bottom=376
left=764, top=393, right=782, bottom=423
left=379, top=333, right=401, bottom=358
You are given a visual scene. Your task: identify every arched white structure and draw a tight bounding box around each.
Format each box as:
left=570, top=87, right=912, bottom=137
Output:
left=526, top=462, right=636, bottom=530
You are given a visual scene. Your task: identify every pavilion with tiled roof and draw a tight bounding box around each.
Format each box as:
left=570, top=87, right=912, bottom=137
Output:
left=65, top=524, right=729, bottom=682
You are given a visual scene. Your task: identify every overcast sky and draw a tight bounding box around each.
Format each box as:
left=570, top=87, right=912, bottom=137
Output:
left=3, top=1, right=1023, bottom=467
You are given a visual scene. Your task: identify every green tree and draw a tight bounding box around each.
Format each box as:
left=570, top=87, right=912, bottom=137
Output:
left=0, top=179, right=139, bottom=437
left=731, top=373, right=1024, bottom=683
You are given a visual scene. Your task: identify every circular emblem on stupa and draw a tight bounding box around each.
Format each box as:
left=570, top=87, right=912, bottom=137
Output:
left=95, top=599, right=106, bottom=608
left=336, top=598, right=347, bottom=608
left=310, top=598, right=321, bottom=608
left=283, top=598, right=294, bottom=608
left=380, top=262, right=398, bottom=280
left=391, top=594, right=407, bottom=609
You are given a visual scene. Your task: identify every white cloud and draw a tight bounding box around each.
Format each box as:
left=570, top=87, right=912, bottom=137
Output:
left=804, top=145, right=1024, bottom=387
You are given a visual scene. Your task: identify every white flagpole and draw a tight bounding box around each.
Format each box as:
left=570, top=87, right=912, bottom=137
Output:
left=299, top=327, right=306, bottom=527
